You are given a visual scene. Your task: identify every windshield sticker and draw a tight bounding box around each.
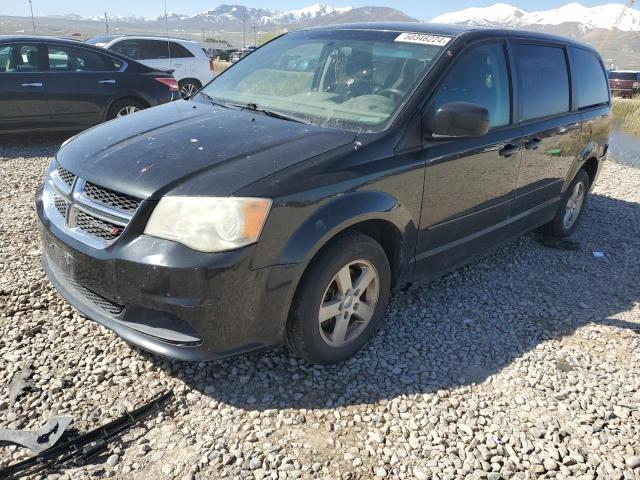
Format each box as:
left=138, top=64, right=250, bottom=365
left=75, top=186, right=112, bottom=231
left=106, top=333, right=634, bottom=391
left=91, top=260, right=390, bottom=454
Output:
left=394, top=33, right=451, bottom=46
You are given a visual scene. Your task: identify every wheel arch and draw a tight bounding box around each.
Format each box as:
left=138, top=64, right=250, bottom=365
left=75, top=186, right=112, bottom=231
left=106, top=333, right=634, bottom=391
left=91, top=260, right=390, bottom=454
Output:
left=104, top=96, right=150, bottom=121
left=278, top=190, right=417, bottom=289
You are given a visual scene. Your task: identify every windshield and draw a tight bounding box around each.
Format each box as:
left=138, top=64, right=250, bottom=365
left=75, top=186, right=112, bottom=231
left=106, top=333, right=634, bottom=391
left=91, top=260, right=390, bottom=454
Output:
left=199, top=29, right=449, bottom=132
left=609, top=71, right=638, bottom=80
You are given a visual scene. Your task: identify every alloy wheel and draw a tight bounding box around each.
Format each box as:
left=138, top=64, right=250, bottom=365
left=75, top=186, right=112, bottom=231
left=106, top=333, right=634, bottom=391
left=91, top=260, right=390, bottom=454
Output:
left=180, top=82, right=198, bottom=99
left=318, top=259, right=380, bottom=348
left=563, top=181, right=585, bottom=229
left=116, top=106, right=140, bottom=118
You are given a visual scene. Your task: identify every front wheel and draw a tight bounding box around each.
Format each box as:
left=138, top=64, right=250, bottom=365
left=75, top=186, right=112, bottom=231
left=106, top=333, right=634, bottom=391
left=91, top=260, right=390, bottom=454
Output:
left=285, top=232, right=391, bottom=364
left=538, top=169, right=590, bottom=237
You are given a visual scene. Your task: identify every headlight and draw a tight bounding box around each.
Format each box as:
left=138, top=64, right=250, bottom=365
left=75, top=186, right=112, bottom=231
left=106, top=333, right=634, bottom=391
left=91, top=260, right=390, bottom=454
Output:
left=144, top=197, right=272, bottom=252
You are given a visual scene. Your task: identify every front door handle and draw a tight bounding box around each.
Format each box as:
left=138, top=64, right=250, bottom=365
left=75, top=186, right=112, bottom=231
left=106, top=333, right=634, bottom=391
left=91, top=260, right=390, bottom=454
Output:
left=21, top=82, right=43, bottom=87
left=98, top=79, right=116, bottom=84
left=524, top=138, right=542, bottom=150
left=499, top=143, right=521, bottom=158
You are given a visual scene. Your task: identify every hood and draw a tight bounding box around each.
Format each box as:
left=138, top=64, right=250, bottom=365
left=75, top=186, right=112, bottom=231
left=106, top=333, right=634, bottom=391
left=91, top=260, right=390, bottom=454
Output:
left=57, top=100, right=356, bottom=199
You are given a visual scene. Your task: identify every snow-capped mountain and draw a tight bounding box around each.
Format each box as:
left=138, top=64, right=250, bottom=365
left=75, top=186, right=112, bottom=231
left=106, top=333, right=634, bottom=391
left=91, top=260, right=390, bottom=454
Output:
left=431, top=2, right=640, bottom=32
left=276, top=3, right=352, bottom=23
left=430, top=3, right=527, bottom=27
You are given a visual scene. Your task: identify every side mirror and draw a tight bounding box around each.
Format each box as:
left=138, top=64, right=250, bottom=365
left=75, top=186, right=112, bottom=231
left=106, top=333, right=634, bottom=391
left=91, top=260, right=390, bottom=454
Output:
left=425, top=101, right=490, bottom=139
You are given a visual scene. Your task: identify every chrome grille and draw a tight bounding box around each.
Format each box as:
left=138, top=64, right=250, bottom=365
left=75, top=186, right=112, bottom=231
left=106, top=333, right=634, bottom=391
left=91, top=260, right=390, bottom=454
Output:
left=54, top=195, right=67, bottom=218
left=84, top=182, right=141, bottom=214
left=44, top=160, right=137, bottom=248
left=56, top=164, right=76, bottom=187
left=75, top=210, right=123, bottom=241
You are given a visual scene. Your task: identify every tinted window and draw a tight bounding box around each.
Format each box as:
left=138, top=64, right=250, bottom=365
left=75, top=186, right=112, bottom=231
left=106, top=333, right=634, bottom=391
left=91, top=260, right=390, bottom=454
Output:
left=47, top=45, right=116, bottom=72
left=571, top=48, right=609, bottom=108
left=142, top=40, right=170, bottom=59
left=109, top=39, right=171, bottom=60
left=433, top=42, right=511, bottom=128
left=109, top=40, right=143, bottom=59
left=515, top=44, right=570, bottom=121
left=169, top=42, right=194, bottom=58
left=0, top=44, right=41, bottom=72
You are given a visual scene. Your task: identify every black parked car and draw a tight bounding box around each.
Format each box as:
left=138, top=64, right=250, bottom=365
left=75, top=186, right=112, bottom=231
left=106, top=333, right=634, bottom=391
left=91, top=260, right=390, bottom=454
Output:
left=37, top=24, right=611, bottom=364
left=0, top=36, right=178, bottom=133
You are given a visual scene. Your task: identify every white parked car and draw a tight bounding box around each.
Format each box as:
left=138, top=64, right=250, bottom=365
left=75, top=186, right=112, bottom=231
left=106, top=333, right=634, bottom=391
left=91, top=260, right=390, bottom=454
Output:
left=87, top=35, right=214, bottom=98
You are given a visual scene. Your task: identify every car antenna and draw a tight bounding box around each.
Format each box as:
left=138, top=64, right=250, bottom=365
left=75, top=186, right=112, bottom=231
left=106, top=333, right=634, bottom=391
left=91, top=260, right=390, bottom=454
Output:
left=164, top=0, right=172, bottom=76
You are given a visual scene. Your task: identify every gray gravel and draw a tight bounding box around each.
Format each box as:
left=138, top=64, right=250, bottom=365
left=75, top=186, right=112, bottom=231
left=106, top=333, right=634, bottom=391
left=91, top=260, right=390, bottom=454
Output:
left=1, top=136, right=639, bottom=480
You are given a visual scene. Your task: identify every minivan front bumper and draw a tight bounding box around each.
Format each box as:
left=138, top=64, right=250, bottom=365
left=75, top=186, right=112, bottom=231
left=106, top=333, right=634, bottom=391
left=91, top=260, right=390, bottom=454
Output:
left=36, top=186, right=296, bottom=361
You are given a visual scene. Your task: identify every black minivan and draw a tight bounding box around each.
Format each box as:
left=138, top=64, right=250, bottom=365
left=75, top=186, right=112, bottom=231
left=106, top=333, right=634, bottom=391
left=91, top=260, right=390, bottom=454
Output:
left=37, top=24, right=611, bottom=364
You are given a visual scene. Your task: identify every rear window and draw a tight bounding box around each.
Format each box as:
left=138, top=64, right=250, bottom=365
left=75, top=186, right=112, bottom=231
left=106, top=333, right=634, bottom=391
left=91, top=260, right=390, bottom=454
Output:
left=608, top=71, right=638, bottom=80
left=515, top=44, right=570, bottom=121
left=571, top=47, right=609, bottom=108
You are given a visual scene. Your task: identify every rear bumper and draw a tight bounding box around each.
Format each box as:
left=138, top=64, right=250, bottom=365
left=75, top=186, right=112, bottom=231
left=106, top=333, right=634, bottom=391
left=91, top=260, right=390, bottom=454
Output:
left=37, top=186, right=298, bottom=361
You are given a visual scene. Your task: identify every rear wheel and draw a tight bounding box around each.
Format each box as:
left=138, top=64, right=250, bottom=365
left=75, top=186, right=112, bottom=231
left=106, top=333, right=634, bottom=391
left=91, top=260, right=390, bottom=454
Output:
left=285, top=232, right=391, bottom=364
left=179, top=79, right=201, bottom=99
left=107, top=99, right=147, bottom=120
left=538, top=169, right=590, bottom=237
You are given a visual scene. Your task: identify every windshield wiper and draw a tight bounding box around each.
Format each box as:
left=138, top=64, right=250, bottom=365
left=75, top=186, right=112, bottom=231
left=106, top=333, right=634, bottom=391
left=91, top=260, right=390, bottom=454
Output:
left=197, top=92, right=233, bottom=109
left=228, top=102, right=309, bottom=124
left=0, top=391, right=173, bottom=480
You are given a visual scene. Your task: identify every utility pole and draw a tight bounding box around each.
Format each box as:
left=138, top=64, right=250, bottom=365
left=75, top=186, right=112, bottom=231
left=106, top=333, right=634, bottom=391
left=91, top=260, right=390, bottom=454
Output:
left=104, top=12, right=109, bottom=34
left=251, top=24, right=257, bottom=47
left=28, top=0, right=36, bottom=33
left=243, top=13, right=247, bottom=48
left=202, top=28, right=205, bottom=41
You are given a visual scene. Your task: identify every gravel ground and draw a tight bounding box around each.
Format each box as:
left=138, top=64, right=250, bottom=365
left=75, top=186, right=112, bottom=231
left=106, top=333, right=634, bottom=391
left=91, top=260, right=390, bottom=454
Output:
left=1, top=136, right=639, bottom=480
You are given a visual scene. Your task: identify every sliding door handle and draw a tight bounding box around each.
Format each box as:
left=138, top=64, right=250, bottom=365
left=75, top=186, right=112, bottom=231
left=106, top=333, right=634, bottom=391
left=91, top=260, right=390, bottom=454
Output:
left=98, top=79, right=116, bottom=84
left=21, top=82, right=43, bottom=87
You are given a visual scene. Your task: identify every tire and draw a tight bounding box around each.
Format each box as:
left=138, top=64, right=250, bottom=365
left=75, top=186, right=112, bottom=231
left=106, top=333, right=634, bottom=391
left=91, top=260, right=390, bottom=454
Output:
left=285, top=232, right=391, bottom=364
left=106, top=99, right=147, bottom=120
left=179, top=79, right=201, bottom=99
left=538, top=169, right=590, bottom=237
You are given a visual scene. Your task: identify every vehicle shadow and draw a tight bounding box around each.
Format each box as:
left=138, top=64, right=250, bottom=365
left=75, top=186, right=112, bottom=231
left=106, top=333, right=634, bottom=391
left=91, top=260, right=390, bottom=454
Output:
left=141, top=191, right=639, bottom=411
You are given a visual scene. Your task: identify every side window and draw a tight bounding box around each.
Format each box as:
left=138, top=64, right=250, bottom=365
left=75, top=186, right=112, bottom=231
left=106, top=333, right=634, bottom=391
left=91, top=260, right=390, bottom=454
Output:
left=433, top=43, right=511, bottom=128
left=0, top=45, right=11, bottom=72
left=110, top=40, right=143, bottom=60
left=47, top=46, right=114, bottom=72
left=571, top=47, right=609, bottom=108
left=141, top=40, right=170, bottom=59
left=515, top=44, right=570, bottom=121
left=0, top=44, right=41, bottom=72
left=169, top=42, right=194, bottom=58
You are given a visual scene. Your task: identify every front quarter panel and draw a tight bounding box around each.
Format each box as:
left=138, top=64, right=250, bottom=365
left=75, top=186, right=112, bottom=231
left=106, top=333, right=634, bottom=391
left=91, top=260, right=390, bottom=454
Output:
left=240, top=135, right=425, bottom=282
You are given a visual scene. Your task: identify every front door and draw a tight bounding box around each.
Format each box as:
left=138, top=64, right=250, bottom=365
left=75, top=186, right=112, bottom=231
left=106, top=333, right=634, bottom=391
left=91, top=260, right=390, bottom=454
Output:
left=415, top=41, right=522, bottom=279
left=0, top=42, right=50, bottom=131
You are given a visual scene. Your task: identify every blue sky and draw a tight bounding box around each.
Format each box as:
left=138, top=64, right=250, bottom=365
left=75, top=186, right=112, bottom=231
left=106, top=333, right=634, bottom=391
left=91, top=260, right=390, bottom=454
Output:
left=1, top=0, right=628, bottom=20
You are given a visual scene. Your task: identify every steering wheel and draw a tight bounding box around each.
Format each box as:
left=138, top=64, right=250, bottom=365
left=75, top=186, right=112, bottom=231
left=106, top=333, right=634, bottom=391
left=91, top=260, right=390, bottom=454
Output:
left=378, top=88, right=405, bottom=102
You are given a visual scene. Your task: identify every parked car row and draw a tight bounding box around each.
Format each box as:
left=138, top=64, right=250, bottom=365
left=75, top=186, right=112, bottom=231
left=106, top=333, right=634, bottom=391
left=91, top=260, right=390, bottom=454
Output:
left=0, top=36, right=179, bottom=133
left=86, top=35, right=215, bottom=98
left=203, top=46, right=257, bottom=63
